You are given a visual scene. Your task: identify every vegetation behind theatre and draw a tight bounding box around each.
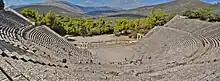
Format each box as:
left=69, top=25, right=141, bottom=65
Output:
left=20, top=7, right=219, bottom=38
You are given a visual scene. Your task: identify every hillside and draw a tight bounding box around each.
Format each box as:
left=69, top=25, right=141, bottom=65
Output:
left=83, top=6, right=122, bottom=13
left=211, top=3, right=220, bottom=14
left=15, top=5, right=84, bottom=17
left=107, top=0, right=211, bottom=18
left=86, top=10, right=119, bottom=16
left=12, top=1, right=122, bottom=17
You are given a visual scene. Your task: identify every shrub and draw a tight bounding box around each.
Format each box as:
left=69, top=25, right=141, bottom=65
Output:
left=183, top=7, right=214, bottom=21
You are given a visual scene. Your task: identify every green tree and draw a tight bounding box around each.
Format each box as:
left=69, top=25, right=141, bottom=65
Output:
left=20, top=8, right=42, bottom=25
left=183, top=9, right=198, bottom=18
left=147, top=9, right=169, bottom=26
left=41, top=11, right=56, bottom=28
left=20, top=8, right=173, bottom=38
left=183, top=7, right=214, bottom=20
left=197, top=7, right=214, bottom=20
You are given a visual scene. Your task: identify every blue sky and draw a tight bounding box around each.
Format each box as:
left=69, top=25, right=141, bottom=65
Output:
left=3, top=0, right=219, bottom=9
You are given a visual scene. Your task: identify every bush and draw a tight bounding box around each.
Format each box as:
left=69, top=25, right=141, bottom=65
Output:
left=183, top=7, right=214, bottom=21
left=209, top=14, right=220, bottom=22
left=183, top=9, right=199, bottom=19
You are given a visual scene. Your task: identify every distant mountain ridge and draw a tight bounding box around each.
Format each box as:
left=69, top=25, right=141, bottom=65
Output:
left=12, top=1, right=123, bottom=17
left=106, top=0, right=212, bottom=18
left=11, top=0, right=220, bottom=18
left=44, top=1, right=123, bottom=13
left=82, top=6, right=122, bottom=13
left=36, top=1, right=83, bottom=13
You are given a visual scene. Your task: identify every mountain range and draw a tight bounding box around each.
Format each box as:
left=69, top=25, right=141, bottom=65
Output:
left=11, top=0, right=220, bottom=18
left=12, top=1, right=123, bottom=17
left=107, top=0, right=211, bottom=18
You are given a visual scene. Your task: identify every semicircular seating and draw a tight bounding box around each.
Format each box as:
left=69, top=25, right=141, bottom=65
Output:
left=2, top=8, right=220, bottom=80
left=0, top=9, right=94, bottom=65
left=130, top=27, right=203, bottom=66
left=24, top=26, right=94, bottom=63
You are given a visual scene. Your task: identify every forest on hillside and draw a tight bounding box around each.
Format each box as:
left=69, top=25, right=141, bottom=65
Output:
left=20, top=7, right=218, bottom=38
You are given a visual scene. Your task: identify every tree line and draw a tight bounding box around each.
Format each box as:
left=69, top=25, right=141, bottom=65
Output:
left=20, top=8, right=173, bottom=38
left=183, top=7, right=220, bottom=22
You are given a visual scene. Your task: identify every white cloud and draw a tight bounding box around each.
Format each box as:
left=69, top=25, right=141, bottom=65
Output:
left=83, top=0, right=92, bottom=4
